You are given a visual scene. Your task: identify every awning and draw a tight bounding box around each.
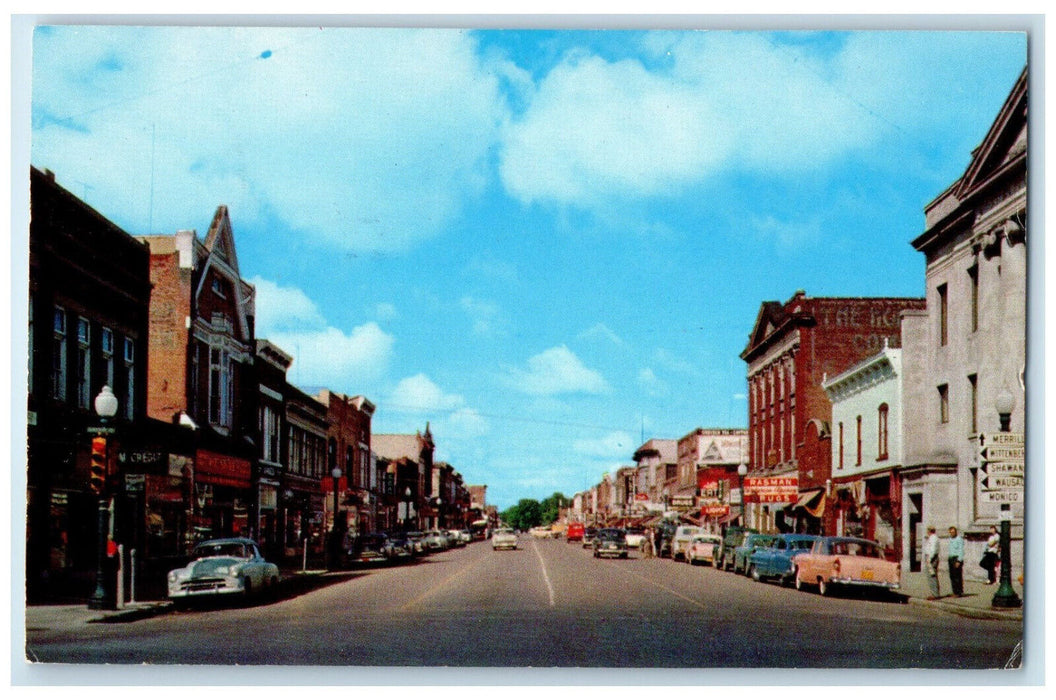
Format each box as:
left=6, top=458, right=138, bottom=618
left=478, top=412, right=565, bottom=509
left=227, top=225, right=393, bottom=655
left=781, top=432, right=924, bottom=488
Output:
left=786, top=488, right=825, bottom=518
left=718, top=507, right=742, bottom=525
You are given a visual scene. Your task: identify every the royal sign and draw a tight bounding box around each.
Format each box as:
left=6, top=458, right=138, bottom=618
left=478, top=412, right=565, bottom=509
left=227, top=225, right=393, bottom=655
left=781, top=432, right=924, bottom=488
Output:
left=743, top=476, right=798, bottom=503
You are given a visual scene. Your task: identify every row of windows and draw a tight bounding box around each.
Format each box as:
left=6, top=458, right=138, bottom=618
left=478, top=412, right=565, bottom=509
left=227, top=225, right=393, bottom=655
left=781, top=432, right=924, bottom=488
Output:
left=34, top=303, right=135, bottom=420
left=836, top=404, right=889, bottom=469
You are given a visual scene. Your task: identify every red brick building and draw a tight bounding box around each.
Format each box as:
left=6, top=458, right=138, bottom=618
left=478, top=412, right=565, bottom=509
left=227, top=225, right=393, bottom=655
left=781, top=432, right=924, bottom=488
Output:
left=740, top=291, right=925, bottom=534
left=316, top=389, right=376, bottom=536
left=140, top=207, right=258, bottom=544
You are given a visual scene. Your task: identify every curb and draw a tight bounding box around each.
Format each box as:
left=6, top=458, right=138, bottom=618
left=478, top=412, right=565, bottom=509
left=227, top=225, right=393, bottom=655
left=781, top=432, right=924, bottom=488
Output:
left=907, top=597, right=1023, bottom=621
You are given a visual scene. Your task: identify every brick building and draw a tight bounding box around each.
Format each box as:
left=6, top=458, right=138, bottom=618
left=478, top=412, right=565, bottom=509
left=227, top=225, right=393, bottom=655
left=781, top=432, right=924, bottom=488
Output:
left=316, top=389, right=376, bottom=536
left=740, top=292, right=925, bottom=534
left=139, top=207, right=258, bottom=545
left=373, top=427, right=434, bottom=531
left=254, top=339, right=292, bottom=561
left=27, top=167, right=152, bottom=601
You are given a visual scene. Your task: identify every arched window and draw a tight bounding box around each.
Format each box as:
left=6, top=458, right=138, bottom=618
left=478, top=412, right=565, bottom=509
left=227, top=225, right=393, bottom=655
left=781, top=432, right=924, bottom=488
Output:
left=878, top=404, right=889, bottom=461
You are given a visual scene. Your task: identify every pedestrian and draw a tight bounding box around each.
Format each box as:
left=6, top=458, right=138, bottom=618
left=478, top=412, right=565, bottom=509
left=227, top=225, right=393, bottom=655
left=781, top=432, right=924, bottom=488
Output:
left=947, top=526, right=965, bottom=596
left=923, top=526, right=941, bottom=600
left=642, top=528, right=654, bottom=559
left=981, top=525, right=1000, bottom=584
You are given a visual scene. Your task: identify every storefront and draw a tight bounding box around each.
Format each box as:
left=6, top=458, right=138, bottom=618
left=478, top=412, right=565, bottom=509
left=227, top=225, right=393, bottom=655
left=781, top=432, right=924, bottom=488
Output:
left=194, top=449, right=252, bottom=541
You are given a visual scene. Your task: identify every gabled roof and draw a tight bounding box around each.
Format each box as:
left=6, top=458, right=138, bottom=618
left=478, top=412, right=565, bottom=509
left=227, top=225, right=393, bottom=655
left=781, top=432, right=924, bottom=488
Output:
left=203, top=205, right=241, bottom=274
left=954, top=67, right=1028, bottom=201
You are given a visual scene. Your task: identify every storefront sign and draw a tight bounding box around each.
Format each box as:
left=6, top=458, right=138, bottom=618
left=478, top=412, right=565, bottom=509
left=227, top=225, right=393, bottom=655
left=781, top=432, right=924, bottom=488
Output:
left=196, top=450, right=252, bottom=488
left=125, top=473, right=146, bottom=493
left=669, top=496, right=695, bottom=508
left=744, top=476, right=798, bottom=503
left=702, top=504, right=729, bottom=516
left=634, top=492, right=649, bottom=501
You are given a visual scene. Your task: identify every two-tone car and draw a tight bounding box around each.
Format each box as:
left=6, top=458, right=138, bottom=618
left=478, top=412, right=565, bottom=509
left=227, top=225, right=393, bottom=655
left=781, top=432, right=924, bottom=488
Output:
left=747, top=533, right=820, bottom=585
left=167, top=537, right=280, bottom=606
left=792, top=536, right=901, bottom=597
left=592, top=528, right=629, bottom=559
left=686, top=533, right=722, bottom=565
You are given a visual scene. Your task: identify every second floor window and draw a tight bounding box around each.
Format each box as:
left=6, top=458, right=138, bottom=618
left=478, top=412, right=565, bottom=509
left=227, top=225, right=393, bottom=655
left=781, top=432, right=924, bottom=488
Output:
left=76, top=318, right=91, bottom=409
left=52, top=306, right=67, bottom=401
left=877, top=404, right=889, bottom=461
left=969, top=374, right=978, bottom=434
left=838, top=422, right=844, bottom=469
left=123, top=338, right=135, bottom=420
left=938, top=384, right=950, bottom=424
left=937, top=283, right=948, bottom=346
left=855, top=415, right=863, bottom=466
left=101, top=327, right=114, bottom=388
left=208, top=347, right=232, bottom=427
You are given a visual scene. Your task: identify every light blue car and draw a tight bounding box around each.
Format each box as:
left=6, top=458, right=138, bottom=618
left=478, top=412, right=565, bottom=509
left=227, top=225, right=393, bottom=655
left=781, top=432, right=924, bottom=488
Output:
left=748, top=534, right=822, bottom=585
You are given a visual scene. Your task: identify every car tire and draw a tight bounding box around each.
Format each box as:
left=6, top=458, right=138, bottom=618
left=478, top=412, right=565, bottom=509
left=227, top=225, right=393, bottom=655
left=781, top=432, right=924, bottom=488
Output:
left=750, top=565, right=760, bottom=582
left=242, top=578, right=253, bottom=605
left=794, top=569, right=805, bottom=591
left=818, top=578, right=831, bottom=597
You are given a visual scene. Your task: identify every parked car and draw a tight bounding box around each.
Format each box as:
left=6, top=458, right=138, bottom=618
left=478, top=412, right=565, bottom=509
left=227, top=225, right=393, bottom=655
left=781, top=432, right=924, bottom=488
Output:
left=581, top=527, right=599, bottom=547
left=423, top=530, right=449, bottom=551
left=747, top=534, right=821, bottom=584
left=624, top=527, right=647, bottom=549
left=671, top=525, right=703, bottom=561
left=457, top=529, right=473, bottom=545
left=492, top=528, right=518, bottom=551
left=792, top=536, right=901, bottom=597
left=349, top=532, right=394, bottom=565
left=168, top=537, right=279, bottom=606
left=386, top=532, right=416, bottom=561
left=732, top=533, right=776, bottom=575
left=530, top=526, right=553, bottom=539
left=445, top=529, right=467, bottom=547
left=592, top=528, right=629, bottom=559
left=566, top=522, right=586, bottom=543
left=716, top=526, right=759, bottom=570
left=686, top=533, right=723, bottom=565
left=405, top=531, right=426, bottom=555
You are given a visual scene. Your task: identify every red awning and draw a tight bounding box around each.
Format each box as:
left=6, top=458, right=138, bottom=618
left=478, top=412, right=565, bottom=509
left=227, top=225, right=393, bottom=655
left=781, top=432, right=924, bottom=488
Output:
left=717, top=507, right=742, bottom=525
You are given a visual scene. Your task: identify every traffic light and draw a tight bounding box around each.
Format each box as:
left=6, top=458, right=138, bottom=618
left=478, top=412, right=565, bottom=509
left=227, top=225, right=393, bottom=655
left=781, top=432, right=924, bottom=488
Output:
left=90, top=436, right=108, bottom=496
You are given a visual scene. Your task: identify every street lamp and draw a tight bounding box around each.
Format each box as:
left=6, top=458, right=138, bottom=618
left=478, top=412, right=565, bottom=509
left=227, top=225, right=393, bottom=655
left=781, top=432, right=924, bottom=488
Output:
left=403, top=487, right=412, bottom=532
left=89, top=386, right=118, bottom=610
left=330, top=466, right=342, bottom=571
left=992, top=391, right=1022, bottom=609
left=737, top=462, right=748, bottom=528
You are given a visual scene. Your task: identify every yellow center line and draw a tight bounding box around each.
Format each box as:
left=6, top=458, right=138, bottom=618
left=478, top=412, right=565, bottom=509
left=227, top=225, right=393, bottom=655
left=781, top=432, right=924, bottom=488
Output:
left=397, top=553, right=486, bottom=613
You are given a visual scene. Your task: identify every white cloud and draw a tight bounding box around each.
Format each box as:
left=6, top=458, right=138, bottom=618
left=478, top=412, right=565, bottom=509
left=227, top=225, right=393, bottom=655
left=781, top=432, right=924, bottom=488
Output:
left=573, top=431, right=635, bottom=459
left=460, top=296, right=505, bottom=337
left=637, top=368, right=667, bottom=397
left=249, top=275, right=326, bottom=330
left=32, top=27, right=509, bottom=252
left=389, top=373, right=465, bottom=414
left=507, top=345, right=609, bottom=395
left=578, top=322, right=625, bottom=347
left=251, top=276, right=394, bottom=389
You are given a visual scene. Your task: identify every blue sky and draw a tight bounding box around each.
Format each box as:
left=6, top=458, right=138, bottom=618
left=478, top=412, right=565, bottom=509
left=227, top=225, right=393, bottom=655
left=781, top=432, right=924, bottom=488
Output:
left=28, top=26, right=1026, bottom=509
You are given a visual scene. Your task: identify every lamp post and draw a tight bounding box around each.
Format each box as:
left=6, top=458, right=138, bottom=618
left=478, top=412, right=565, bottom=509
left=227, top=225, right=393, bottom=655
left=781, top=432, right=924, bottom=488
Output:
left=992, top=390, right=1022, bottom=609
left=403, top=487, right=412, bottom=532
left=89, top=386, right=118, bottom=610
left=330, top=466, right=342, bottom=571
left=737, top=462, right=748, bottom=528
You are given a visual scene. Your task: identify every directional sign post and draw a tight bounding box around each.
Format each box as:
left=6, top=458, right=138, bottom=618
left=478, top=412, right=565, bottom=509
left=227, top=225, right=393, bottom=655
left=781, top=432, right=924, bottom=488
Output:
left=978, top=432, right=1025, bottom=504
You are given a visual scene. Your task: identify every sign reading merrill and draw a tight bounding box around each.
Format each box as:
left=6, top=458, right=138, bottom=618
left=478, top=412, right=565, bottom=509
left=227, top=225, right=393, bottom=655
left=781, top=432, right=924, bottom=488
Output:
left=743, top=476, right=798, bottom=503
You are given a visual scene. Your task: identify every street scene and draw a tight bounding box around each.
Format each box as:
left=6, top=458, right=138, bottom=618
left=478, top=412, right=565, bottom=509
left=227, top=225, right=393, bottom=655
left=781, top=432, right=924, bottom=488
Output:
left=17, top=23, right=1031, bottom=679
left=24, top=534, right=1022, bottom=669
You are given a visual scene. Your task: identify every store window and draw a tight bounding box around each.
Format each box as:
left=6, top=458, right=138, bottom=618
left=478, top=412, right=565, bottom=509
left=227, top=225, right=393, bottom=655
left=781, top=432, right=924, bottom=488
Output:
left=52, top=306, right=67, bottom=401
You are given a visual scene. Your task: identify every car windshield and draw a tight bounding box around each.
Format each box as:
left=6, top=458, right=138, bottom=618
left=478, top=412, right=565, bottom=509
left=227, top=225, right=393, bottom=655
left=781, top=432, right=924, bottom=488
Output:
left=194, top=542, right=248, bottom=558
left=495, top=528, right=514, bottom=535
left=598, top=529, right=625, bottom=540
left=790, top=538, right=816, bottom=550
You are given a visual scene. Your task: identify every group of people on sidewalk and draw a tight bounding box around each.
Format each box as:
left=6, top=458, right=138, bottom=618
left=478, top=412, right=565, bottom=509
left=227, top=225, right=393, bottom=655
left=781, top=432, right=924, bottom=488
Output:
left=923, top=525, right=1000, bottom=600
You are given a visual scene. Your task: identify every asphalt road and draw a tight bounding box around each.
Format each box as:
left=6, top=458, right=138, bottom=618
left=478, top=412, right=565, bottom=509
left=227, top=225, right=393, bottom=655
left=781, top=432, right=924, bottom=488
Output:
left=24, top=535, right=1023, bottom=671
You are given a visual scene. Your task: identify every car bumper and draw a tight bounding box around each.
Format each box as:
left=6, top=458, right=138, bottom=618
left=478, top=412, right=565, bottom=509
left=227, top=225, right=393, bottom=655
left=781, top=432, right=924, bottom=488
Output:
left=168, top=576, right=244, bottom=599
left=595, top=547, right=627, bottom=557
left=829, top=576, right=900, bottom=590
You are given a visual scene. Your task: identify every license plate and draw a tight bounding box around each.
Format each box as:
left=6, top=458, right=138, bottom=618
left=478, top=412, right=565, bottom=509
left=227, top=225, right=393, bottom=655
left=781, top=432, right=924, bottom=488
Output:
left=861, top=570, right=874, bottom=580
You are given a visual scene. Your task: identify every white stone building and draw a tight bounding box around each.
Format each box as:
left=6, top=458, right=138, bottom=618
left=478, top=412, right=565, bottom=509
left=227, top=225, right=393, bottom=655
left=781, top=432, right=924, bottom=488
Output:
left=900, top=67, right=1026, bottom=578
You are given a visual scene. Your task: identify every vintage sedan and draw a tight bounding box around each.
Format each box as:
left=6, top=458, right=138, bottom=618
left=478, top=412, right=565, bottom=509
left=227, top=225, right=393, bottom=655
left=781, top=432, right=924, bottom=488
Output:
left=624, top=527, right=647, bottom=549
left=793, top=536, right=901, bottom=597
left=349, top=533, right=394, bottom=565
left=686, top=533, right=722, bottom=565
left=670, top=525, right=703, bottom=561
left=732, top=533, right=776, bottom=575
left=747, top=534, right=820, bottom=584
left=592, top=528, right=629, bottom=559
left=423, top=530, right=450, bottom=552
left=491, top=527, right=518, bottom=551
left=168, top=537, right=279, bottom=605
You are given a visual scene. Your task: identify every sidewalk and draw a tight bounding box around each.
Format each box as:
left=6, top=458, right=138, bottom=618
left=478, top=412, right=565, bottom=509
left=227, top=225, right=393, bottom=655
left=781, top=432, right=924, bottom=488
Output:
left=900, top=570, right=1024, bottom=621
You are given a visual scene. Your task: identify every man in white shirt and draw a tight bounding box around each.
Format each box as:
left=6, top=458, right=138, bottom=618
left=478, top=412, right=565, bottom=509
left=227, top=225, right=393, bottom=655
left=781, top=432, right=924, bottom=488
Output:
left=922, top=526, right=941, bottom=600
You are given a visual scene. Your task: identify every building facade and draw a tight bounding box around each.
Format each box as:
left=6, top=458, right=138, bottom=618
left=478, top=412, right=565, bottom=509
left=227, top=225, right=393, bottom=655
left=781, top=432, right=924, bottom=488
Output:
left=741, top=292, right=925, bottom=534
left=27, top=167, right=152, bottom=602
left=900, top=68, right=1027, bottom=576
left=316, top=389, right=376, bottom=537
left=822, top=345, right=905, bottom=560
left=632, top=438, right=677, bottom=513
left=374, top=427, right=435, bottom=531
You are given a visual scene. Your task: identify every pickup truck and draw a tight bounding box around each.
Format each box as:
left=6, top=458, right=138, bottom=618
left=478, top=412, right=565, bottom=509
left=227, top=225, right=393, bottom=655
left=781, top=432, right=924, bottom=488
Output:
left=792, top=536, right=900, bottom=597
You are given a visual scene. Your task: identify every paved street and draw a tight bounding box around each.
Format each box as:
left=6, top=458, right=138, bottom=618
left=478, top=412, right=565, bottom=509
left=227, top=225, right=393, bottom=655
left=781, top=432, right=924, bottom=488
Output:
left=23, top=535, right=1022, bottom=671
